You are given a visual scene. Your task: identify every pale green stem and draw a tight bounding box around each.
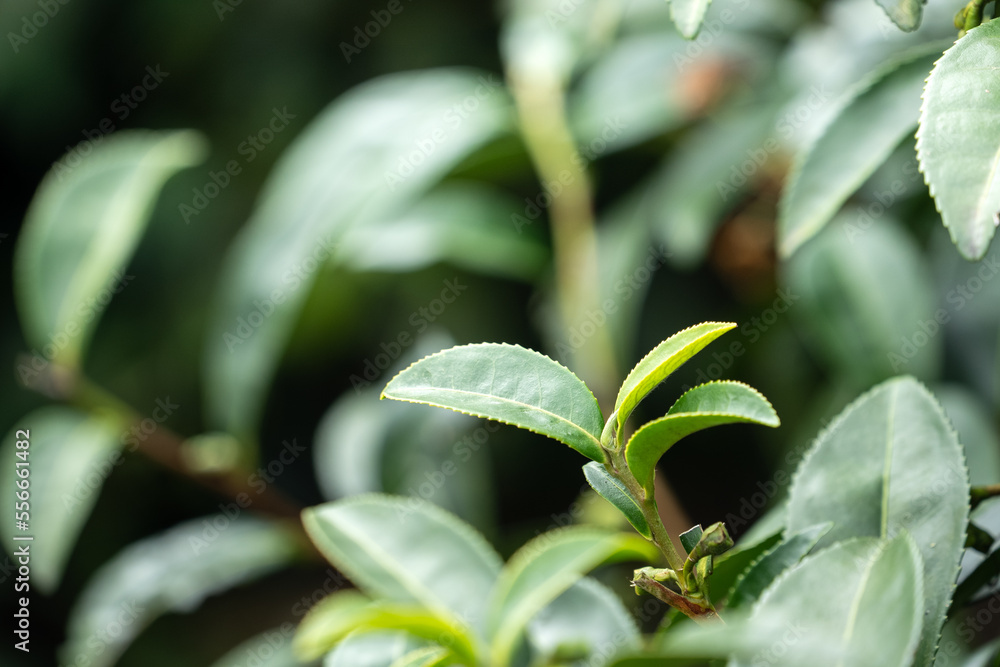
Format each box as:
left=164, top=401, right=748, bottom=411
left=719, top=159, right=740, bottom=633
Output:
left=508, top=69, right=619, bottom=408
left=606, top=443, right=686, bottom=571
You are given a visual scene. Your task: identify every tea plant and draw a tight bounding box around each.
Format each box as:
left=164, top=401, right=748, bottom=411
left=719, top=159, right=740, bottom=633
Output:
left=294, top=322, right=780, bottom=665
left=294, top=330, right=973, bottom=666
left=6, top=0, right=1000, bottom=665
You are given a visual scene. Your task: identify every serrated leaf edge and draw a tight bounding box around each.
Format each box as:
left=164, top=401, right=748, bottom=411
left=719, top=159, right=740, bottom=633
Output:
left=724, top=522, right=831, bottom=609
left=381, top=342, right=604, bottom=460
left=784, top=376, right=970, bottom=665
left=779, top=41, right=951, bottom=258
left=667, top=379, right=781, bottom=426
left=488, top=527, right=656, bottom=664
left=747, top=534, right=925, bottom=664
left=301, top=493, right=503, bottom=629
left=616, top=321, right=737, bottom=422
left=916, top=28, right=997, bottom=261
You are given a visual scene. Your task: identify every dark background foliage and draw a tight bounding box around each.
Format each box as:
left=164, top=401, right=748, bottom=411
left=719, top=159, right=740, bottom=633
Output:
left=2, top=0, right=995, bottom=664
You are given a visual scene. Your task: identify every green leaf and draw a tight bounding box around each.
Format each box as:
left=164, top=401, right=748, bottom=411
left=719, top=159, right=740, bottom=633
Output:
left=607, top=659, right=714, bottom=667
left=62, top=517, right=297, bottom=667
left=707, top=529, right=782, bottom=602
left=658, top=535, right=924, bottom=667
left=315, top=391, right=400, bottom=500
left=0, top=407, right=125, bottom=592
left=937, top=385, right=1000, bottom=486
left=682, top=521, right=732, bottom=563
left=389, top=647, right=451, bottom=667
left=667, top=380, right=779, bottom=421
left=670, top=0, right=712, bottom=39
left=875, top=0, right=923, bottom=31
left=302, top=495, right=502, bottom=637
left=779, top=44, right=946, bottom=257
left=314, top=334, right=494, bottom=529
left=13, top=130, right=205, bottom=368
left=337, top=183, right=547, bottom=280
left=625, top=381, right=779, bottom=496
left=529, top=578, right=640, bottom=666
left=488, top=527, right=658, bottom=667
left=736, top=502, right=787, bottom=550
left=648, top=103, right=780, bottom=269
left=382, top=343, right=605, bottom=461
left=500, top=0, right=613, bottom=81
left=961, top=637, right=1000, bottom=667
left=582, top=461, right=651, bottom=539
left=205, top=69, right=510, bottom=442
left=326, top=632, right=426, bottom=667
left=313, top=333, right=455, bottom=499
left=918, top=22, right=1000, bottom=260
left=679, top=525, right=704, bottom=554
left=210, top=628, right=314, bottom=667
left=954, top=542, right=1000, bottom=607
left=953, top=498, right=1000, bottom=605
left=785, top=216, right=938, bottom=387
left=293, top=591, right=477, bottom=663
left=570, top=34, right=690, bottom=153
left=725, top=523, right=831, bottom=610
left=294, top=590, right=370, bottom=658
left=786, top=377, right=969, bottom=667
left=615, top=322, right=737, bottom=432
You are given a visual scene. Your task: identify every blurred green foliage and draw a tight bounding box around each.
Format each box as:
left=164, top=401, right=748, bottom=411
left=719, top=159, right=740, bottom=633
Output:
left=3, top=0, right=1000, bottom=664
